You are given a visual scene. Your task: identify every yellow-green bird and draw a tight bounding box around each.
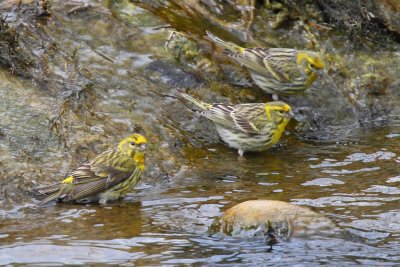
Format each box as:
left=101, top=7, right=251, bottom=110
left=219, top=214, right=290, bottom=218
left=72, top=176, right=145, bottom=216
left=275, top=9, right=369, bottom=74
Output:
left=180, top=92, right=293, bottom=157
left=36, top=133, right=147, bottom=205
left=205, top=31, right=325, bottom=100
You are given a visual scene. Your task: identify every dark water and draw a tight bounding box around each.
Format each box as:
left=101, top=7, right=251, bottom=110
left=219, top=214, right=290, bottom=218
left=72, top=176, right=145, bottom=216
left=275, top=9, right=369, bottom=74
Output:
left=1, top=1, right=400, bottom=266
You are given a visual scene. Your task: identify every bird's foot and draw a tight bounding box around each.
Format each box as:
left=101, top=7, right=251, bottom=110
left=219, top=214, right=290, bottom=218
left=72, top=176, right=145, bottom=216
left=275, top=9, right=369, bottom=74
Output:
left=164, top=30, right=190, bottom=52
left=238, top=155, right=246, bottom=162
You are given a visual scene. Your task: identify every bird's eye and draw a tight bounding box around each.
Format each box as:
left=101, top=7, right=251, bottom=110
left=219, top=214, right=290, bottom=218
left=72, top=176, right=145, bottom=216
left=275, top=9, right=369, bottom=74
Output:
left=130, top=142, right=136, bottom=146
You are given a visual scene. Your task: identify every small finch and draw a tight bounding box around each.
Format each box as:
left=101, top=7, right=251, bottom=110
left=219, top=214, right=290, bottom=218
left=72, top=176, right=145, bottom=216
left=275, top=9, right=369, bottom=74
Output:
left=36, top=133, right=147, bottom=205
left=180, top=92, right=293, bottom=157
left=205, top=31, right=325, bottom=100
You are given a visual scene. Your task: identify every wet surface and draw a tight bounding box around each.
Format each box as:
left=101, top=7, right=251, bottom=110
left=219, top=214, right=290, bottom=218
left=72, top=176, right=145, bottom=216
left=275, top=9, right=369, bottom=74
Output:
left=0, top=0, right=400, bottom=266
left=1, top=125, right=400, bottom=265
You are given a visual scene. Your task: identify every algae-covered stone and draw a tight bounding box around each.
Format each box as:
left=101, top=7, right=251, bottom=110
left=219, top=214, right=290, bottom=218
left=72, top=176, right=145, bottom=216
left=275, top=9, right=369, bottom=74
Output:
left=211, top=200, right=342, bottom=238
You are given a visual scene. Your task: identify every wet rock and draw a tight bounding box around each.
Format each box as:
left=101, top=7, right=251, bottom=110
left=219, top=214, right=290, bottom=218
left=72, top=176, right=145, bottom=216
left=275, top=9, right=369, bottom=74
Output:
left=1, top=0, right=400, bottom=209
left=133, top=0, right=400, bottom=139
left=131, top=0, right=250, bottom=42
left=145, top=60, right=205, bottom=88
left=35, top=0, right=51, bottom=17
left=372, top=0, right=400, bottom=35
left=164, top=30, right=223, bottom=81
left=0, top=2, right=186, bottom=207
left=0, top=18, right=32, bottom=76
left=0, top=0, right=33, bottom=10
left=211, top=200, right=343, bottom=238
left=316, top=0, right=394, bottom=42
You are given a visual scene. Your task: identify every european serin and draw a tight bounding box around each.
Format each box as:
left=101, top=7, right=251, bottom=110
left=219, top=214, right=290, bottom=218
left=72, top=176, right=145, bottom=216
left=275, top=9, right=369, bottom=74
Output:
left=36, top=133, right=147, bottom=205
left=180, top=93, right=293, bottom=157
left=205, top=31, right=325, bottom=100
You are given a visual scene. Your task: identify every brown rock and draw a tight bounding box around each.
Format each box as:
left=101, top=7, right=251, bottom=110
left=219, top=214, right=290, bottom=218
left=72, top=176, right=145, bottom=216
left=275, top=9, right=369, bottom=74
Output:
left=212, top=200, right=342, bottom=238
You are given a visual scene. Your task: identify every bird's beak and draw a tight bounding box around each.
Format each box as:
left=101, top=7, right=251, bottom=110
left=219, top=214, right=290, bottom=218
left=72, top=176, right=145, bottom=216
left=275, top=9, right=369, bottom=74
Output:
left=137, top=143, right=147, bottom=152
left=286, top=110, right=294, bottom=119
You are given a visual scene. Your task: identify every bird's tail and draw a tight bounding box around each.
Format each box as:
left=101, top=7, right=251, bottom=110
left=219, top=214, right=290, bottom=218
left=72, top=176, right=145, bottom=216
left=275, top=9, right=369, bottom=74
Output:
left=204, top=31, right=245, bottom=54
left=34, top=183, right=63, bottom=206
left=179, top=92, right=212, bottom=110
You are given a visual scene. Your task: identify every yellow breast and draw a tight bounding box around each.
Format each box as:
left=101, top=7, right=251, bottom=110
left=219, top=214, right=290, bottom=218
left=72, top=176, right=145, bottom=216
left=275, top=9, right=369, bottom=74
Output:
left=306, top=73, right=318, bottom=87
left=271, top=119, right=290, bottom=145
left=134, top=152, right=146, bottom=171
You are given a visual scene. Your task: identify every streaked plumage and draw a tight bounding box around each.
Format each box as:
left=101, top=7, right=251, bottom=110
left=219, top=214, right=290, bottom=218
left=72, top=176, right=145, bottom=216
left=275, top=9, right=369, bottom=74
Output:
left=36, top=133, right=147, bottom=205
left=205, top=31, right=325, bottom=100
left=180, top=93, right=293, bottom=157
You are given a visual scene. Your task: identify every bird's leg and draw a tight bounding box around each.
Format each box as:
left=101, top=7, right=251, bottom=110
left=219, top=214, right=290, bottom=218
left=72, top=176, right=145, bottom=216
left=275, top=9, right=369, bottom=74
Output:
left=164, top=30, right=191, bottom=52
left=99, top=197, right=108, bottom=205
left=164, top=30, right=176, bottom=52
left=238, top=149, right=246, bottom=161
left=264, top=220, right=278, bottom=252
left=248, top=0, right=255, bottom=30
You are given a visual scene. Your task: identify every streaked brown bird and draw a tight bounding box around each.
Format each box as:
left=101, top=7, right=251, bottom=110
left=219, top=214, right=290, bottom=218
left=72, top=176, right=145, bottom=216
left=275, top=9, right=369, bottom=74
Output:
left=205, top=31, right=325, bottom=100
left=180, top=92, right=293, bottom=157
left=36, top=133, right=147, bottom=205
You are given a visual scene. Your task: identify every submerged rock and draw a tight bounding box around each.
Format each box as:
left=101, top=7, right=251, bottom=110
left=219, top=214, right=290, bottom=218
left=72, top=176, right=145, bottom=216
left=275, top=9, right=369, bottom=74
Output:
left=211, top=200, right=342, bottom=238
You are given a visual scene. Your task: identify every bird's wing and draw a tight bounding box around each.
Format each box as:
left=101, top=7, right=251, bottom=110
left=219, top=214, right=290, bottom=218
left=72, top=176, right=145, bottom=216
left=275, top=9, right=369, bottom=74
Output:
left=198, top=103, right=235, bottom=128
left=228, top=47, right=271, bottom=76
left=200, top=104, right=264, bottom=134
left=69, top=162, right=102, bottom=183
left=231, top=104, right=266, bottom=134
left=37, top=149, right=140, bottom=204
left=64, top=166, right=141, bottom=202
left=262, top=48, right=303, bottom=82
left=70, top=150, right=134, bottom=184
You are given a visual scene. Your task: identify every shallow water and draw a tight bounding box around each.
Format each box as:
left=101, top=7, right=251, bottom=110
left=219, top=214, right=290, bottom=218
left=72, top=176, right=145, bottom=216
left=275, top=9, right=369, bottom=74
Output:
left=1, top=1, right=400, bottom=266
left=1, top=125, right=400, bottom=265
